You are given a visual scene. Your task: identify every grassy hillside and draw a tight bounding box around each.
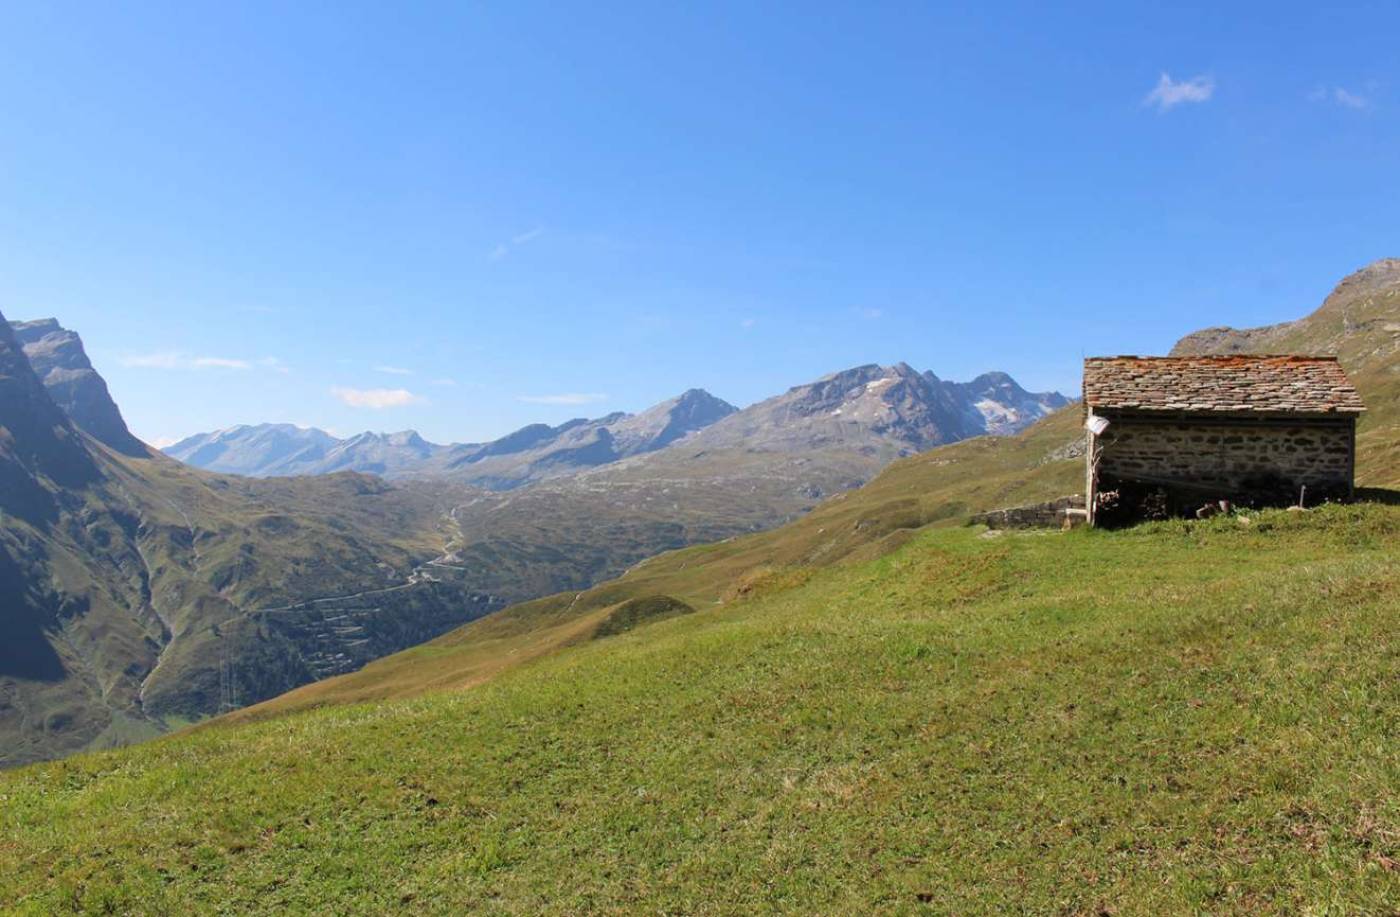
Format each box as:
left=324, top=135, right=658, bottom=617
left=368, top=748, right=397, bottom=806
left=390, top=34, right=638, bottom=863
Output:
left=3, top=503, right=1396, bottom=913
left=228, top=407, right=1084, bottom=720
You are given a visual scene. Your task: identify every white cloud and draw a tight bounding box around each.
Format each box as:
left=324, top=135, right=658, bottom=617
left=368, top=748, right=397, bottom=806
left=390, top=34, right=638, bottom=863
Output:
left=489, top=226, right=545, bottom=261
left=1143, top=73, right=1215, bottom=111
left=122, top=352, right=252, bottom=370
left=859, top=307, right=884, bottom=320
left=1311, top=86, right=1369, bottom=109
left=259, top=357, right=292, bottom=375
left=330, top=386, right=422, bottom=409
left=1334, top=88, right=1368, bottom=109
left=374, top=365, right=414, bottom=376
left=517, top=392, right=607, bottom=406
left=740, top=318, right=757, bottom=330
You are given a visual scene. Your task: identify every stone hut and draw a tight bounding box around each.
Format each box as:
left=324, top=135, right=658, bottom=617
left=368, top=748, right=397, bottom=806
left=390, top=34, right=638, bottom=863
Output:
left=1082, top=355, right=1365, bottom=526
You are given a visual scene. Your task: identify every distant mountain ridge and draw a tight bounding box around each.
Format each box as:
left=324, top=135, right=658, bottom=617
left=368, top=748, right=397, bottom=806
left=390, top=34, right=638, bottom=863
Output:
left=165, top=369, right=1065, bottom=483
left=165, top=388, right=740, bottom=486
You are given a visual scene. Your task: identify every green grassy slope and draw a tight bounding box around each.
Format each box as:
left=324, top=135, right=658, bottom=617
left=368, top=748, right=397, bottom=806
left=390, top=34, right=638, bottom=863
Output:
left=226, top=406, right=1084, bottom=720
left=3, top=504, right=1396, bottom=913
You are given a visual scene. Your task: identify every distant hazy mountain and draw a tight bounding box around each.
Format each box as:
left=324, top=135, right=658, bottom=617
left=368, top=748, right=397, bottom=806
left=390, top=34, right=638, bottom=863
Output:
left=165, top=389, right=740, bottom=486
left=436, top=388, right=739, bottom=488
left=164, top=370, right=1063, bottom=486
left=9, top=318, right=146, bottom=455
left=164, top=424, right=343, bottom=476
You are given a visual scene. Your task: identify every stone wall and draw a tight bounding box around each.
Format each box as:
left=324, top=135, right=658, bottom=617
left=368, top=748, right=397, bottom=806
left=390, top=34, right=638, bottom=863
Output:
left=971, top=495, right=1085, bottom=529
left=1096, top=415, right=1353, bottom=493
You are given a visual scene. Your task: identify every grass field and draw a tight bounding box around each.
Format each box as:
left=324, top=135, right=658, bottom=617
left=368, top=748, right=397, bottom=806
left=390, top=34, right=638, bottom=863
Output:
left=3, top=502, right=1396, bottom=914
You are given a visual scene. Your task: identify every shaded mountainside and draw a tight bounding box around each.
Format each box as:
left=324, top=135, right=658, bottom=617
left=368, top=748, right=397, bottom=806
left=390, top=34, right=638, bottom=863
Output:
left=0, top=308, right=507, bottom=768
left=1172, top=257, right=1400, bottom=485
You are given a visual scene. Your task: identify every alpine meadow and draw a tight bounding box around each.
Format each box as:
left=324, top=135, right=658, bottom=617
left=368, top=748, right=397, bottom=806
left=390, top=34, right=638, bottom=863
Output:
left=2, top=4, right=1399, bottom=915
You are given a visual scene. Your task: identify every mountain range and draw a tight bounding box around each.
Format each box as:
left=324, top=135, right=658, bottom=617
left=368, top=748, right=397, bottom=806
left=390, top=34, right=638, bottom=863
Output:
left=2, top=312, right=1066, bottom=767
left=12, top=247, right=1396, bottom=773
left=230, top=256, right=1400, bottom=727
left=164, top=368, right=1065, bottom=486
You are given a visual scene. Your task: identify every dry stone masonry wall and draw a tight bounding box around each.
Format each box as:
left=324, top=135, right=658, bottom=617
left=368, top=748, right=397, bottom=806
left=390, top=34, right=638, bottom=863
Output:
left=1097, top=415, right=1353, bottom=497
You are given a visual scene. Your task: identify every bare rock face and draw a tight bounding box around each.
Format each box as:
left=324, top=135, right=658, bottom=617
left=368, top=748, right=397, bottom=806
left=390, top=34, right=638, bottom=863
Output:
left=10, top=318, right=146, bottom=456
left=0, top=311, right=101, bottom=519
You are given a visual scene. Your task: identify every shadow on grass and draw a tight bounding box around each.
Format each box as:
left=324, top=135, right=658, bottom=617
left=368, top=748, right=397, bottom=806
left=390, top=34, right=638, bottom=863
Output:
left=1356, top=487, right=1400, bottom=506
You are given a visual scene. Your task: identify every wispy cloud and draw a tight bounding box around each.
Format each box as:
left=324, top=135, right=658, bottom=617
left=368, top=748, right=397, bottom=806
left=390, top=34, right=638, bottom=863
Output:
left=431, top=377, right=458, bottom=387
left=1309, top=85, right=1369, bottom=109
left=740, top=318, right=757, bottom=330
left=1143, top=73, right=1215, bottom=111
left=489, top=226, right=545, bottom=261
left=858, top=307, right=884, bottom=320
left=259, top=357, right=292, bottom=375
left=517, top=392, right=607, bottom=406
left=330, top=387, right=422, bottom=409
left=122, top=352, right=253, bottom=370
left=374, top=365, right=414, bottom=376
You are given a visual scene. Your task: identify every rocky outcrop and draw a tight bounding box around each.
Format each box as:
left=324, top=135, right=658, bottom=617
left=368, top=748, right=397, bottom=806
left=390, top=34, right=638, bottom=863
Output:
left=10, top=319, right=146, bottom=456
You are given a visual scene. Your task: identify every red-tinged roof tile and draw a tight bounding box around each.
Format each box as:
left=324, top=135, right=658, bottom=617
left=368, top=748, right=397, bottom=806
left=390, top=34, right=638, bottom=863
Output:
left=1083, top=355, right=1365, bottom=415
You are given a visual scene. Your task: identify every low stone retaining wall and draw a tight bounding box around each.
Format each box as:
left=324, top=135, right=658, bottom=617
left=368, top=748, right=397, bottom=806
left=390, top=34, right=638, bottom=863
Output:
left=970, top=495, right=1086, bottom=530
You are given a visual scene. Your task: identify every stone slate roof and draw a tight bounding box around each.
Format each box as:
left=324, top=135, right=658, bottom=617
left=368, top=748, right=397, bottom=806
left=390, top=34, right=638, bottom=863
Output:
left=1082, top=355, right=1365, bottom=415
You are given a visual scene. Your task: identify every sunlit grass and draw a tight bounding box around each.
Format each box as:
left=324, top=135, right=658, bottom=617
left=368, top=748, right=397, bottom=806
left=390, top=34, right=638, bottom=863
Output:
left=3, top=503, right=1396, bottom=913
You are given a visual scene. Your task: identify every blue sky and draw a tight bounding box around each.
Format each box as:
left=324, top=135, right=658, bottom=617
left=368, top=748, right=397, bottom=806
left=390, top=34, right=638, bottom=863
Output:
left=1, top=2, right=1397, bottom=446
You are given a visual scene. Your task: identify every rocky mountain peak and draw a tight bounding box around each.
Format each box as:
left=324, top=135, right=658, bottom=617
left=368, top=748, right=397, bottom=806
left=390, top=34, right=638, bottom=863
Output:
left=9, top=318, right=146, bottom=456
left=384, top=430, right=429, bottom=450
left=1321, top=257, right=1400, bottom=311
left=0, top=309, right=100, bottom=519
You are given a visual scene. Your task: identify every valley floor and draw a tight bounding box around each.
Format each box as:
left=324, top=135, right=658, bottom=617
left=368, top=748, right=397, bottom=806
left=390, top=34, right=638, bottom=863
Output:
left=2, top=505, right=1398, bottom=914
